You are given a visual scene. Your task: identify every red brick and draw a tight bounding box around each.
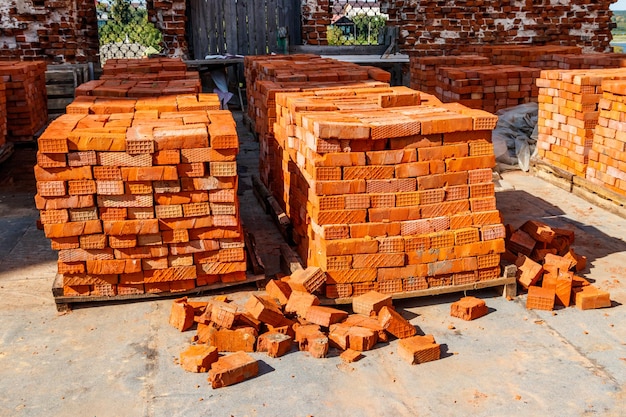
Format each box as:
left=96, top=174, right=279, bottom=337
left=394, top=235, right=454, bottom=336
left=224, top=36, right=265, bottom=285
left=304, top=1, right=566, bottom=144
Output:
left=265, top=279, right=292, bottom=306
left=169, top=297, right=195, bottom=331
left=305, top=305, right=349, bottom=327
left=378, top=306, right=416, bottom=339
left=398, top=334, right=441, bottom=365
left=573, top=285, right=611, bottom=310
left=208, top=351, right=259, bottom=389
left=180, top=345, right=218, bottom=373
left=257, top=332, right=293, bottom=358
left=515, top=255, right=544, bottom=290
left=526, top=286, right=555, bottom=311
left=352, top=290, right=392, bottom=316
left=288, top=266, right=326, bottom=293
left=285, top=291, right=320, bottom=318
left=450, top=296, right=488, bottom=321
left=244, top=294, right=291, bottom=327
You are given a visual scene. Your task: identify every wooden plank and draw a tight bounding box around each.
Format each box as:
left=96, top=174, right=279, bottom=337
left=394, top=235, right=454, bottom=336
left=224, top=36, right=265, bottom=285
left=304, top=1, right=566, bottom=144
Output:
left=288, top=0, right=301, bottom=46
left=46, top=85, right=75, bottom=96
left=48, top=97, right=74, bottom=110
left=45, top=71, right=76, bottom=83
left=267, top=0, right=278, bottom=53
left=52, top=272, right=265, bottom=311
left=224, top=0, right=238, bottom=55
left=247, top=0, right=258, bottom=55
left=255, top=0, right=267, bottom=54
left=192, top=0, right=208, bottom=59
left=236, top=0, right=249, bottom=56
left=203, top=0, right=217, bottom=54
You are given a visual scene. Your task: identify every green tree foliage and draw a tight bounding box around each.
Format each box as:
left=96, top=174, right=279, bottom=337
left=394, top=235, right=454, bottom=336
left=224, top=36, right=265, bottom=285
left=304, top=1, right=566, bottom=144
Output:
left=327, top=13, right=387, bottom=46
left=98, top=0, right=163, bottom=51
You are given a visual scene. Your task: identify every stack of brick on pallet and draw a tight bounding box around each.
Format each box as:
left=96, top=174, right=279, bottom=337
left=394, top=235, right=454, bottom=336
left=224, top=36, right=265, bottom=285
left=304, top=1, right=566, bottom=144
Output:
left=409, top=55, right=491, bottom=93
left=75, top=57, right=201, bottom=98
left=536, top=68, right=626, bottom=178
left=586, top=79, right=626, bottom=196
left=243, top=54, right=391, bottom=206
left=483, top=45, right=582, bottom=68
left=0, top=61, right=47, bottom=141
left=551, top=53, right=626, bottom=70
left=436, top=65, right=541, bottom=113
left=274, top=85, right=436, bottom=235
left=35, top=89, right=246, bottom=297
left=273, top=89, right=505, bottom=299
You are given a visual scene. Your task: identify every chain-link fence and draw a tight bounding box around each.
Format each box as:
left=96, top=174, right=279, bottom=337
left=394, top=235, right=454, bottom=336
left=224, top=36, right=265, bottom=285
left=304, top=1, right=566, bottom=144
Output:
left=97, top=0, right=162, bottom=64
left=328, top=0, right=387, bottom=45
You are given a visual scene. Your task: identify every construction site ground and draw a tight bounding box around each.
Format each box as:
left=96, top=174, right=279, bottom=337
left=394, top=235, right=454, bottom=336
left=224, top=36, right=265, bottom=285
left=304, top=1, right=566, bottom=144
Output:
left=0, top=112, right=624, bottom=417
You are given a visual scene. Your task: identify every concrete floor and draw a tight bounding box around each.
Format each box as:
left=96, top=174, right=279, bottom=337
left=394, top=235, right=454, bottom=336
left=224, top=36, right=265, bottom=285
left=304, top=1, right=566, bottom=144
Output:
left=0, top=115, right=624, bottom=416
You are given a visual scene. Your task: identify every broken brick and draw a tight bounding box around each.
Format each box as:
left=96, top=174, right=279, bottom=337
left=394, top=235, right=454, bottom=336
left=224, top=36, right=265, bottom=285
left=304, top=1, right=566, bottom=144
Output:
left=352, top=290, right=393, bottom=316
left=265, top=278, right=292, bottom=305
left=378, top=306, right=416, bottom=339
left=257, top=332, right=293, bottom=358
left=169, top=297, right=195, bottom=331
left=450, top=296, right=488, bottom=321
left=288, top=266, right=326, bottom=293
left=573, top=285, right=611, bottom=310
left=343, top=314, right=388, bottom=342
left=305, top=305, right=349, bottom=327
left=210, top=300, right=238, bottom=329
left=180, top=345, right=219, bottom=373
left=200, top=326, right=257, bottom=352
left=285, top=290, right=320, bottom=318
left=340, top=349, right=363, bottom=363
left=515, top=254, right=543, bottom=290
left=526, top=286, right=555, bottom=311
left=244, top=294, right=290, bottom=327
left=208, top=351, right=259, bottom=388
left=520, top=220, right=555, bottom=243
left=398, top=334, right=441, bottom=364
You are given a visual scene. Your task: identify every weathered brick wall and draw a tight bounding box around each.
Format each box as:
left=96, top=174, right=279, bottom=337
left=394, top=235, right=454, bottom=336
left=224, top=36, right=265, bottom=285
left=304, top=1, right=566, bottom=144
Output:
left=0, top=0, right=99, bottom=63
left=301, top=0, right=332, bottom=45
left=381, top=0, right=616, bottom=55
left=146, top=0, right=188, bottom=58
left=300, top=0, right=615, bottom=52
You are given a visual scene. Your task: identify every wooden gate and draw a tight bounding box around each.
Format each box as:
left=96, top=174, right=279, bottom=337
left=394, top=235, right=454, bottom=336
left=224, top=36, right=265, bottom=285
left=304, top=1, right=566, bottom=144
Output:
left=188, top=0, right=302, bottom=58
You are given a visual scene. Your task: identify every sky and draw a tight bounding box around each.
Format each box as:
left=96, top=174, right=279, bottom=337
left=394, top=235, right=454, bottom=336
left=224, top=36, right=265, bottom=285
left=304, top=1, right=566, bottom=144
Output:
left=612, top=0, right=626, bottom=10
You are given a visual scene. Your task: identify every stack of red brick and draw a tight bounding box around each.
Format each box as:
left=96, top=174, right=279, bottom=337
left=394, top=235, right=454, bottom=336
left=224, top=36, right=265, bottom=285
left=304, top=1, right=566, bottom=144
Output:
left=536, top=68, right=626, bottom=178
left=480, top=45, right=582, bottom=68
left=271, top=87, right=506, bottom=299
left=586, top=79, right=626, bottom=196
left=409, top=55, right=491, bottom=94
left=436, top=65, right=541, bottom=114
left=0, top=61, right=48, bottom=141
left=507, top=220, right=611, bottom=310
left=74, top=57, right=201, bottom=98
left=171, top=283, right=441, bottom=387
left=243, top=54, right=391, bottom=200
left=552, top=53, right=626, bottom=70
left=35, top=94, right=246, bottom=297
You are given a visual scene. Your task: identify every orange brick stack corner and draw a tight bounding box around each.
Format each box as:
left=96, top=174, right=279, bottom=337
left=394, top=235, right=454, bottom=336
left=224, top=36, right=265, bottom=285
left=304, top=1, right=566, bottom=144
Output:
left=0, top=61, right=47, bottom=142
left=586, top=79, right=626, bottom=196
left=536, top=68, right=626, bottom=178
left=271, top=87, right=506, bottom=298
left=409, top=55, right=491, bottom=94
left=436, top=64, right=541, bottom=113
left=552, top=53, right=626, bottom=70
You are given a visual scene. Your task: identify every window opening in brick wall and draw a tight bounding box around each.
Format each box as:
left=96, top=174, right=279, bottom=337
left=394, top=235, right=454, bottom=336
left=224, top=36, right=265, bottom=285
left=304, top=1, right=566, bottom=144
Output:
left=328, top=0, right=387, bottom=45
left=96, top=0, right=163, bottom=64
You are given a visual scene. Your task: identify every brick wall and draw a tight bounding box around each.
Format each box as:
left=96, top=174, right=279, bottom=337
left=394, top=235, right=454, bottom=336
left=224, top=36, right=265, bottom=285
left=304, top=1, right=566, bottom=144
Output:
left=382, top=0, right=615, bottom=55
left=146, top=0, right=188, bottom=58
left=0, top=0, right=99, bottom=63
left=301, top=1, right=615, bottom=52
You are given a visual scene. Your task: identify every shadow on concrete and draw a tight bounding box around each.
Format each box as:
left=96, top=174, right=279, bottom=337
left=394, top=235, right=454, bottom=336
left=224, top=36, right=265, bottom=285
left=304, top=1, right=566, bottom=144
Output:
left=496, top=189, right=626, bottom=274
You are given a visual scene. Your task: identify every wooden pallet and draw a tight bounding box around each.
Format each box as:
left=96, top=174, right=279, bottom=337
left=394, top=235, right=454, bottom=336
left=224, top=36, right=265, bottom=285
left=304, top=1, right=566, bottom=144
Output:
left=0, top=142, right=14, bottom=165
left=531, top=157, right=626, bottom=219
left=52, top=272, right=265, bottom=312
left=46, top=64, right=90, bottom=120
